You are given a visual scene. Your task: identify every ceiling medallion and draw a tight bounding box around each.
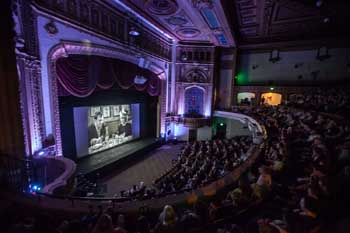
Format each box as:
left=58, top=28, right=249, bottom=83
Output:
left=165, top=15, right=188, bottom=26
left=192, top=0, right=213, bottom=9
left=176, top=28, right=201, bottom=38
left=44, top=20, right=58, bottom=35
left=145, top=0, right=178, bottom=15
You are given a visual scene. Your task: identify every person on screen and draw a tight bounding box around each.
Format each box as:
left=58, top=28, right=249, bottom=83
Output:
left=118, top=112, right=132, bottom=137
left=89, top=111, right=108, bottom=146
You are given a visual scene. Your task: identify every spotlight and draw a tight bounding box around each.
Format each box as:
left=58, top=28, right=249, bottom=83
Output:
left=35, top=149, right=47, bottom=157
left=323, top=17, right=330, bottom=23
left=29, top=183, right=42, bottom=193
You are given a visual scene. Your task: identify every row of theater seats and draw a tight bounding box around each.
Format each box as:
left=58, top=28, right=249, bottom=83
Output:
left=114, top=136, right=254, bottom=200
left=72, top=174, right=100, bottom=197
left=205, top=104, right=350, bottom=233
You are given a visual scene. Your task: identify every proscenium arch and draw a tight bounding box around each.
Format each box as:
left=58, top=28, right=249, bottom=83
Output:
left=47, top=41, right=167, bottom=156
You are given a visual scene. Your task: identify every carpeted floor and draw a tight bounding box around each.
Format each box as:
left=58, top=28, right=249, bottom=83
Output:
left=101, top=143, right=182, bottom=196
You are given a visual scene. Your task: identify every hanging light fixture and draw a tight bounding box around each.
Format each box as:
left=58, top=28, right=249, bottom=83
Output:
left=129, top=27, right=140, bottom=36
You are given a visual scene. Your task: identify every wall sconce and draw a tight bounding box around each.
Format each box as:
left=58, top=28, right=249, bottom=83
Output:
left=269, top=49, right=281, bottom=63
left=316, top=46, right=331, bottom=61
left=128, top=14, right=142, bottom=37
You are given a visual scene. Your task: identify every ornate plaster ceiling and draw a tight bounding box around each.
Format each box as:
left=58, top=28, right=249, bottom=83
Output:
left=107, top=0, right=235, bottom=47
left=224, top=0, right=350, bottom=48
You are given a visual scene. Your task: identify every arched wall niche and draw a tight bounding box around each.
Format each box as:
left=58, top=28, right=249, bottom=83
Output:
left=184, top=86, right=205, bottom=116
left=47, top=41, right=167, bottom=156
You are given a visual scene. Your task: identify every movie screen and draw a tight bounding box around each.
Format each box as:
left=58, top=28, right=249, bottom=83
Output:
left=87, top=104, right=133, bottom=155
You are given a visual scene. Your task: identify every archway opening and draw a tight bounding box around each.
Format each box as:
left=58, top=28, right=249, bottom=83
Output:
left=261, top=92, right=282, bottom=106
left=237, top=92, right=256, bottom=105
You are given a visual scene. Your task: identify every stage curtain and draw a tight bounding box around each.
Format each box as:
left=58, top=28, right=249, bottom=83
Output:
left=56, top=56, right=96, bottom=97
left=56, top=55, right=161, bottom=97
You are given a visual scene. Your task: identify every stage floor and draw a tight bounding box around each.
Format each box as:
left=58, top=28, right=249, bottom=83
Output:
left=76, top=137, right=161, bottom=176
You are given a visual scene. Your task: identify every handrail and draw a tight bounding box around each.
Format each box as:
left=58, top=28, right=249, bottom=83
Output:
left=36, top=186, right=194, bottom=202
left=41, top=156, right=76, bottom=194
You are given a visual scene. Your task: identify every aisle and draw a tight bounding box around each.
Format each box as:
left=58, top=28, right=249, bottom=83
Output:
left=102, top=143, right=182, bottom=196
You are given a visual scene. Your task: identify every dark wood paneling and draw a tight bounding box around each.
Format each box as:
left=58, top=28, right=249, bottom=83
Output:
left=0, top=0, right=25, bottom=157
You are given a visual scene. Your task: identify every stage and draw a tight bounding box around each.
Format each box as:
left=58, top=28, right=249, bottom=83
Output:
left=76, top=137, right=162, bottom=177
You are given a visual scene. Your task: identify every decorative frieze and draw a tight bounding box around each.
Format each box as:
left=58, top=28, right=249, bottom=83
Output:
left=177, top=46, right=214, bottom=63
left=32, top=0, right=172, bottom=60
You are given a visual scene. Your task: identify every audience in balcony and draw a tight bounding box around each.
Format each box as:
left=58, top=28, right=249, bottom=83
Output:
left=287, top=87, right=350, bottom=116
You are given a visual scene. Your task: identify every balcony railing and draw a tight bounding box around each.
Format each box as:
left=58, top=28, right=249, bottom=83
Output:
left=165, top=115, right=211, bottom=128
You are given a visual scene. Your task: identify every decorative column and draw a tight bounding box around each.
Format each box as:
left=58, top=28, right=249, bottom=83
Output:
left=12, top=0, right=45, bottom=156
left=15, top=52, right=45, bottom=156
left=170, top=41, right=177, bottom=112
left=160, top=76, right=167, bottom=137
left=218, top=48, right=236, bottom=109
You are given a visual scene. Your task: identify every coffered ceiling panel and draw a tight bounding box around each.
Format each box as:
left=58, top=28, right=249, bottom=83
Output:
left=225, top=0, right=350, bottom=48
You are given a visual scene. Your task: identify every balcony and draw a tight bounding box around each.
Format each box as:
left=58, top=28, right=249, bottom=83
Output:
left=165, top=114, right=211, bottom=129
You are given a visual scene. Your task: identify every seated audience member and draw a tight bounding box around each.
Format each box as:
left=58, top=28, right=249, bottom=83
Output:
left=226, top=178, right=253, bottom=207
left=92, top=214, right=126, bottom=233
left=252, top=166, right=273, bottom=200
left=153, top=205, right=178, bottom=233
